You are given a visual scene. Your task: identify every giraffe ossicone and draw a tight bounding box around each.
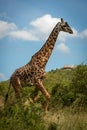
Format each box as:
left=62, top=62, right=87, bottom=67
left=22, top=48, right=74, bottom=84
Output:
left=5, top=18, right=73, bottom=111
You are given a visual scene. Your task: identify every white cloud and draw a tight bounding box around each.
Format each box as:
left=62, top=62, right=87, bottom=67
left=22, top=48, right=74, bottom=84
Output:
left=0, top=20, right=17, bottom=39
left=10, top=14, right=61, bottom=41
left=30, top=15, right=79, bottom=42
left=0, top=14, right=60, bottom=41
left=79, top=29, right=87, bottom=38
left=10, top=30, right=39, bottom=41
left=56, top=43, right=70, bottom=54
left=58, top=32, right=68, bottom=42
left=72, top=28, right=78, bottom=37
left=30, top=14, right=61, bottom=40
left=0, top=73, right=6, bottom=81
left=71, top=28, right=87, bottom=39
left=0, top=14, right=87, bottom=42
left=30, top=14, right=60, bottom=34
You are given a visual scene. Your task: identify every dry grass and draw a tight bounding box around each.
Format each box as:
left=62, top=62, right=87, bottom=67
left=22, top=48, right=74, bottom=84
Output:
left=43, top=109, right=87, bottom=130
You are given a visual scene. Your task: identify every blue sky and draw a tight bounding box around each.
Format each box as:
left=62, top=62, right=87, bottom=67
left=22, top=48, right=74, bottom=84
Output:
left=0, top=0, right=87, bottom=81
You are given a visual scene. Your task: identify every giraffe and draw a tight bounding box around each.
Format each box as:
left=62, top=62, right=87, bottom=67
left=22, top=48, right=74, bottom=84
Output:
left=5, top=18, right=73, bottom=110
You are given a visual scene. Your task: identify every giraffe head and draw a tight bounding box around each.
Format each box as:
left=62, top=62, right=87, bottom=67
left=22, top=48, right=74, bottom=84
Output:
left=59, top=18, right=73, bottom=34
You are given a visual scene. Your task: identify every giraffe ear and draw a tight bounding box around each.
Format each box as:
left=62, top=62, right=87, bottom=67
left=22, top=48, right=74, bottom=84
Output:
left=61, top=18, right=64, bottom=23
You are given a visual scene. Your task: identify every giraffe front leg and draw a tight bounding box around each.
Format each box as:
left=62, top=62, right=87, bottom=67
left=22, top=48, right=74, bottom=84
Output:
left=34, top=78, right=50, bottom=111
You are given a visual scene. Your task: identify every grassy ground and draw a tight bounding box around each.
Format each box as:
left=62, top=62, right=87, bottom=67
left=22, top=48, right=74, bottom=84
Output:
left=43, top=108, right=87, bottom=130
left=0, top=64, right=87, bottom=130
left=0, top=103, right=87, bottom=130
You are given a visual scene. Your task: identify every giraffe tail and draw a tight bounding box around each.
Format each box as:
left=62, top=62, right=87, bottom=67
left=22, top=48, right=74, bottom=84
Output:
left=4, top=80, right=11, bottom=104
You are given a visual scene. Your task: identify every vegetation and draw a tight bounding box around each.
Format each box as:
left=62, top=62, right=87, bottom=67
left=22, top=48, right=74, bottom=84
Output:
left=0, top=64, right=87, bottom=130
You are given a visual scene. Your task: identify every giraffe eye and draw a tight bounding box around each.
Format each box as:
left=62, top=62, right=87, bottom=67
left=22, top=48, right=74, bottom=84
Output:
left=63, top=25, right=66, bottom=27
left=61, top=25, right=66, bottom=29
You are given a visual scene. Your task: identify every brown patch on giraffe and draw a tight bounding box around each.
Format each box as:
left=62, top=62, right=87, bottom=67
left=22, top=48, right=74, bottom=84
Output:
left=5, top=18, right=73, bottom=110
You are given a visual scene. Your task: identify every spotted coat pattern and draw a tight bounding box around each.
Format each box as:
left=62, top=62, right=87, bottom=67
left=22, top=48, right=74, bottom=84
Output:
left=6, top=18, right=73, bottom=110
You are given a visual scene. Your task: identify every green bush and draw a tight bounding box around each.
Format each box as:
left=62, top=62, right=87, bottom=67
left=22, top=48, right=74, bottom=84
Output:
left=51, top=83, right=75, bottom=109
left=50, top=64, right=87, bottom=110
left=0, top=64, right=87, bottom=130
left=0, top=103, right=46, bottom=130
left=71, top=64, right=87, bottom=110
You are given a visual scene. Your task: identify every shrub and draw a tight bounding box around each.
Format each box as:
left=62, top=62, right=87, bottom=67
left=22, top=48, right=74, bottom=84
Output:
left=50, top=64, right=87, bottom=110
left=51, top=83, right=75, bottom=109
left=71, top=64, right=87, bottom=110
left=0, top=103, right=46, bottom=130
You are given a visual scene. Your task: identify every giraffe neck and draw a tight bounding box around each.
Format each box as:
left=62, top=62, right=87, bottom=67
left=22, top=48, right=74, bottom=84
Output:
left=30, top=22, right=60, bottom=68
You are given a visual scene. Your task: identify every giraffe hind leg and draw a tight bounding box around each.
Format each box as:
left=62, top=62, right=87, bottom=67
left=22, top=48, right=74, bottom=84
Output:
left=11, top=76, right=22, bottom=99
left=33, top=88, right=39, bottom=102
